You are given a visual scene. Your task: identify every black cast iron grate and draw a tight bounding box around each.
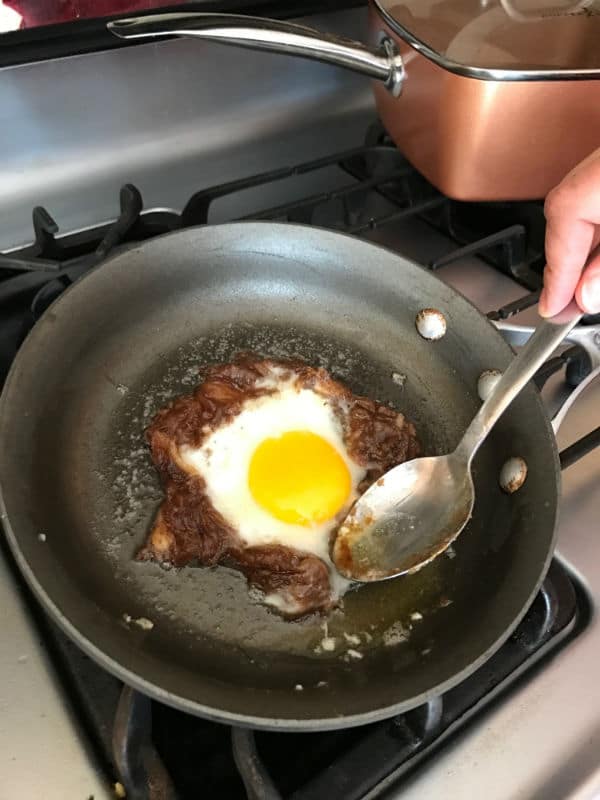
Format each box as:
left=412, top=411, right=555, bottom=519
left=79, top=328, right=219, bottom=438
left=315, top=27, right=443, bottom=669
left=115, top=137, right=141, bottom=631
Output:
left=1, top=124, right=598, bottom=800
left=1, top=124, right=584, bottom=387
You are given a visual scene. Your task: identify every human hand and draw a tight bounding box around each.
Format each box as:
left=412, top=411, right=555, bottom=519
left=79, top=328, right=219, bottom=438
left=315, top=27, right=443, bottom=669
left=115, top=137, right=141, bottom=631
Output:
left=540, top=147, right=600, bottom=317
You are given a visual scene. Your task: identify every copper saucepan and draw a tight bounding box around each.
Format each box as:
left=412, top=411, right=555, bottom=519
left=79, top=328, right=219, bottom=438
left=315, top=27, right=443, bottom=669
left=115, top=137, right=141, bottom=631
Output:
left=108, top=0, right=600, bottom=201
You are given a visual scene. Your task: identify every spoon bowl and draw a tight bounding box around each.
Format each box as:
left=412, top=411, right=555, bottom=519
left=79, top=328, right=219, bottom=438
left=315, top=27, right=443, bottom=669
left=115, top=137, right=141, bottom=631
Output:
left=333, top=454, right=473, bottom=581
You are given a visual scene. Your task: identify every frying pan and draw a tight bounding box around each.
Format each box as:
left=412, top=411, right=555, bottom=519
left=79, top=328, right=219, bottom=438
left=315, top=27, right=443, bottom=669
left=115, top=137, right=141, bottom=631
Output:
left=108, top=3, right=600, bottom=201
left=0, top=222, right=559, bottom=730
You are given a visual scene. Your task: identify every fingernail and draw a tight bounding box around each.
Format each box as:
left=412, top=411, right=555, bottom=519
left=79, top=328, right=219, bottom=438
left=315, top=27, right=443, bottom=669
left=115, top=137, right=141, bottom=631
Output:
left=581, top=275, right=600, bottom=313
left=538, top=288, right=550, bottom=317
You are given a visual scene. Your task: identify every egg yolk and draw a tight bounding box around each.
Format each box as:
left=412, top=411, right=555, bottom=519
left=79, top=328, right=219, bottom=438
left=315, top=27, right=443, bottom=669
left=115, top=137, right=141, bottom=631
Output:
left=248, top=430, right=352, bottom=526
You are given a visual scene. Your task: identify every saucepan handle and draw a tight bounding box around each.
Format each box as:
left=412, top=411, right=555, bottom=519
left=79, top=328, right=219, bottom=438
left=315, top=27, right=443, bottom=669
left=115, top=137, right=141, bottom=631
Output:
left=107, top=12, right=405, bottom=96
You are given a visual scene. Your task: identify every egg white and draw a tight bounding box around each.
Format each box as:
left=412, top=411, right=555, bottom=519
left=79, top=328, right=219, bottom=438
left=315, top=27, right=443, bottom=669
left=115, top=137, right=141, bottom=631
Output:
left=180, top=380, right=365, bottom=607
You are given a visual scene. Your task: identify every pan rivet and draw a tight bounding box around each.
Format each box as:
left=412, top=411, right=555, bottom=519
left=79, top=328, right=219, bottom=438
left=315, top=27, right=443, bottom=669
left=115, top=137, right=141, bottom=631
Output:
left=477, top=369, right=502, bottom=401
left=500, top=456, right=528, bottom=493
left=415, top=308, right=447, bottom=340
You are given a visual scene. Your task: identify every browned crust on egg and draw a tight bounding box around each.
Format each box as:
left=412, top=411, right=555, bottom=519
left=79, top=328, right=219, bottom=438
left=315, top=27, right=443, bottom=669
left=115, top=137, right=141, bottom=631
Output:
left=141, top=354, right=421, bottom=617
left=228, top=544, right=335, bottom=615
left=137, top=477, right=236, bottom=567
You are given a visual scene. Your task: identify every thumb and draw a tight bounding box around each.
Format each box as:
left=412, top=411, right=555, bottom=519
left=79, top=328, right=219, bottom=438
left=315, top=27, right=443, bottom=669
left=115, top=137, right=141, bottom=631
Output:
left=576, top=249, right=600, bottom=314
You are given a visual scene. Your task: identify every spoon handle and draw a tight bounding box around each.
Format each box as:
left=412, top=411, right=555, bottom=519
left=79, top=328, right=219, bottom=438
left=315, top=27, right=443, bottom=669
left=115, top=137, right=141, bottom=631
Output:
left=455, top=303, right=583, bottom=465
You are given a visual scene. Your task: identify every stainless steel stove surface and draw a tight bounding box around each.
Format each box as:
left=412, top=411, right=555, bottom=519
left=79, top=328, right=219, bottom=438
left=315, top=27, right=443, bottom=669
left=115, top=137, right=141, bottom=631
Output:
left=1, top=7, right=599, bottom=800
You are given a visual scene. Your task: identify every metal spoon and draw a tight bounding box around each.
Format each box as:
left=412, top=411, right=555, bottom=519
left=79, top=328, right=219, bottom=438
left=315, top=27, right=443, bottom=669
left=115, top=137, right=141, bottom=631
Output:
left=332, top=304, right=583, bottom=583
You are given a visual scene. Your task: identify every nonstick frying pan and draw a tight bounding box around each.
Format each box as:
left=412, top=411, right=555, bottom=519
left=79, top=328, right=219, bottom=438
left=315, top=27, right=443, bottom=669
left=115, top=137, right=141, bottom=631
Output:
left=0, top=222, right=560, bottom=730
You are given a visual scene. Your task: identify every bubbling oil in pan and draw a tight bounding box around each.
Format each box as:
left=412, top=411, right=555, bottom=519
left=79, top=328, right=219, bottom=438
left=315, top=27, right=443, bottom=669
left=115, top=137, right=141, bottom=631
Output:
left=97, top=322, right=463, bottom=666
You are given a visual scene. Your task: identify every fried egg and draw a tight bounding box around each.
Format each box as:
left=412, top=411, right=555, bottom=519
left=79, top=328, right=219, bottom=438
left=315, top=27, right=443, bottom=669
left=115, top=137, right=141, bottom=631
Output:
left=143, top=355, right=421, bottom=616
left=180, top=380, right=365, bottom=609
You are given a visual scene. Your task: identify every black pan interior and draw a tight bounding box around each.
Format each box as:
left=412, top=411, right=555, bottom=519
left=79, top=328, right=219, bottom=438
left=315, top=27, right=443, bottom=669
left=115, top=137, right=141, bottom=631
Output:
left=0, top=223, right=559, bottom=728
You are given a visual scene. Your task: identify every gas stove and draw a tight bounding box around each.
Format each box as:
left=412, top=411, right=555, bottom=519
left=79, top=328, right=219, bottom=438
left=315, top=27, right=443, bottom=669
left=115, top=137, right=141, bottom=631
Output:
left=1, top=6, right=599, bottom=800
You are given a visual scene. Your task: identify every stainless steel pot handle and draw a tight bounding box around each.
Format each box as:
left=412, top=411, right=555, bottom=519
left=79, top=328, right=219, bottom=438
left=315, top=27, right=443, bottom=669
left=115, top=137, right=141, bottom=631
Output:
left=107, top=12, right=405, bottom=97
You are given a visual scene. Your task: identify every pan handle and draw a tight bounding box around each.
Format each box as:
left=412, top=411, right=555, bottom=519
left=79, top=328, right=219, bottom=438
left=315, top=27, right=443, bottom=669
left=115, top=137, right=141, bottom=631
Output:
left=494, top=318, right=600, bottom=435
left=107, top=13, right=405, bottom=97
left=494, top=318, right=599, bottom=469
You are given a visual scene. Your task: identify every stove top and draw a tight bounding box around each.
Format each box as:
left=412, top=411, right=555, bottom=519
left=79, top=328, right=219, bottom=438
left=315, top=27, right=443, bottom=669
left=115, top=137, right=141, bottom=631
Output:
left=1, top=128, right=599, bottom=800
left=2, top=4, right=600, bottom=796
